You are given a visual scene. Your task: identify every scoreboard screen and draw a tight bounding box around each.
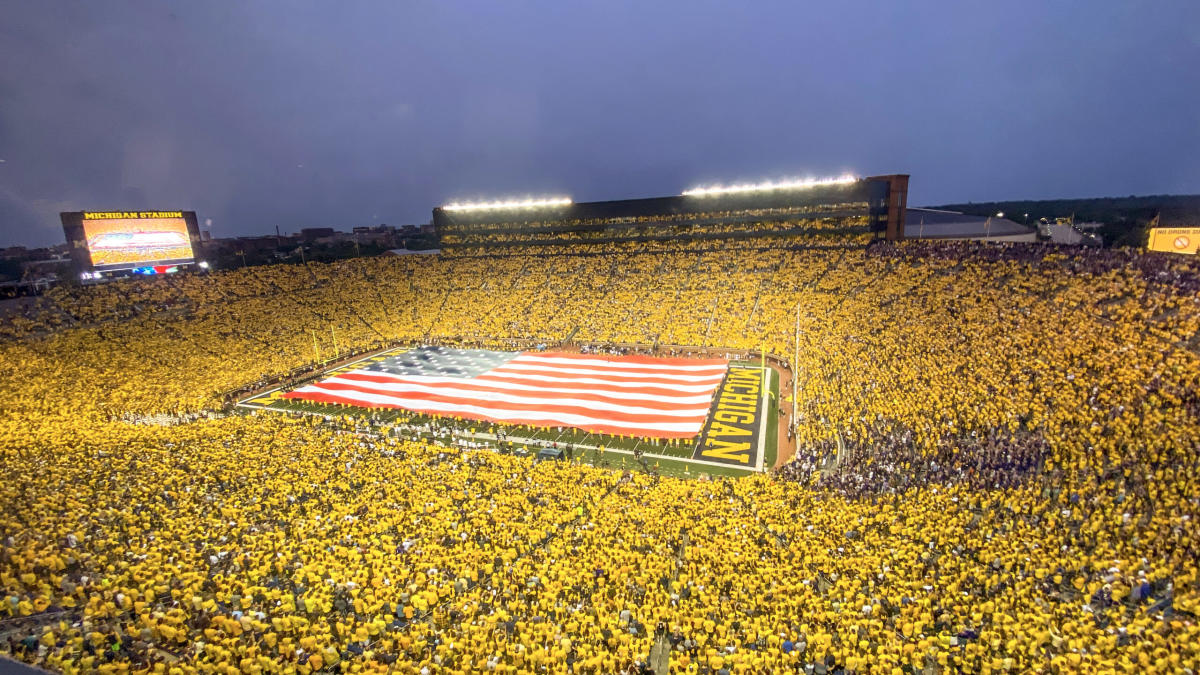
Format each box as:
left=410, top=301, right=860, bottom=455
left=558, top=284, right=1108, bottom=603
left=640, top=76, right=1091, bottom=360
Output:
left=61, top=210, right=202, bottom=274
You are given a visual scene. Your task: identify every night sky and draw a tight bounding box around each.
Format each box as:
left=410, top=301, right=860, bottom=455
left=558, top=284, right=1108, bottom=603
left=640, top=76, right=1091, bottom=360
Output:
left=1, top=0, right=1197, bottom=247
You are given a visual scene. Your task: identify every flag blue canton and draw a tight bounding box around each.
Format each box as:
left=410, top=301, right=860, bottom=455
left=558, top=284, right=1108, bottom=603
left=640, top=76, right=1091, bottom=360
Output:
left=361, top=346, right=517, bottom=379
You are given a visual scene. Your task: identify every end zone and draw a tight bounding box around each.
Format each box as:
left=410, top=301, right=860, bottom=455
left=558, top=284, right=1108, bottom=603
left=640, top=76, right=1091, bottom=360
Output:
left=692, top=364, right=773, bottom=471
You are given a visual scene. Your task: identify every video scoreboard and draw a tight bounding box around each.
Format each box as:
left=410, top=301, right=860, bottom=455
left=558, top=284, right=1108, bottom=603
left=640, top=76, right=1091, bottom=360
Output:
left=60, top=210, right=204, bottom=281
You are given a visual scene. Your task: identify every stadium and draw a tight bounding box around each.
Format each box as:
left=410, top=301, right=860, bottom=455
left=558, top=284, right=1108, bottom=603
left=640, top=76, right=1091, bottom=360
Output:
left=233, top=175, right=911, bottom=479
left=1, top=166, right=1199, bottom=674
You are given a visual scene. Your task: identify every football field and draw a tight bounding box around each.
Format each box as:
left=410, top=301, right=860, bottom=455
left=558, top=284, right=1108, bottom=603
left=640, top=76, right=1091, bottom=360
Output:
left=238, top=346, right=778, bottom=479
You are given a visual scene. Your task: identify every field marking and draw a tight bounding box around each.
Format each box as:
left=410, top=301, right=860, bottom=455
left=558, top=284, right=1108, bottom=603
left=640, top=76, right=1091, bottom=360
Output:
left=235, top=400, right=751, bottom=473
left=238, top=347, right=767, bottom=474
left=446, top=429, right=752, bottom=472
left=756, top=365, right=769, bottom=472
left=688, top=364, right=771, bottom=472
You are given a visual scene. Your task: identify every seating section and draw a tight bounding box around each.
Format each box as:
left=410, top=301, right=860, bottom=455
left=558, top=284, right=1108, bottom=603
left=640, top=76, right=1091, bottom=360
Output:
left=1, top=240, right=1198, bottom=672
left=437, top=203, right=873, bottom=254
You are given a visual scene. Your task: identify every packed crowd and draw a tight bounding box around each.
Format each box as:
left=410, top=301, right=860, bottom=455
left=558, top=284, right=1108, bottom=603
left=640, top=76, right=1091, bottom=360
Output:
left=441, top=234, right=872, bottom=260
left=777, top=425, right=1048, bottom=496
left=437, top=203, right=870, bottom=237
left=1, top=239, right=1199, bottom=672
left=439, top=217, right=872, bottom=250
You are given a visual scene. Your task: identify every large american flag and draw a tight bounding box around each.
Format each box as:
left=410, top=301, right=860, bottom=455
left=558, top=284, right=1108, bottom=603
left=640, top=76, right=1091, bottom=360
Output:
left=282, top=347, right=729, bottom=438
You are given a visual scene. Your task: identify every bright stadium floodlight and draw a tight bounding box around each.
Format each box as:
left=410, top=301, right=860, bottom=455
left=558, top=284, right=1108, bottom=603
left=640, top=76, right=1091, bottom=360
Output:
left=681, top=174, right=859, bottom=197
left=441, top=197, right=572, bottom=212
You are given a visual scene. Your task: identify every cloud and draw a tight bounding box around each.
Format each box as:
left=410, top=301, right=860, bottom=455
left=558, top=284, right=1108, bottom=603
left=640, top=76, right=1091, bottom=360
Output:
left=0, top=0, right=1196, bottom=247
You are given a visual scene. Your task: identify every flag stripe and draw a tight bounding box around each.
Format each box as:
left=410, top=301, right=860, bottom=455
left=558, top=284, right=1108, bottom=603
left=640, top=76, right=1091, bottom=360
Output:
left=285, top=390, right=706, bottom=437
left=475, top=371, right=722, bottom=391
left=344, top=369, right=721, bottom=395
left=512, top=354, right=729, bottom=372
left=491, top=362, right=726, bottom=382
left=330, top=373, right=716, bottom=406
left=282, top=348, right=729, bottom=438
left=513, top=353, right=728, bottom=368
left=291, top=382, right=710, bottom=421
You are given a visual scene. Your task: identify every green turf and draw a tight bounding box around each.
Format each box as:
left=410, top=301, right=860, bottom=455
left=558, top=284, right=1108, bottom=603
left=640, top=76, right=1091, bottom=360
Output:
left=249, top=393, right=699, bottom=455
left=571, top=445, right=754, bottom=480
left=243, top=395, right=755, bottom=480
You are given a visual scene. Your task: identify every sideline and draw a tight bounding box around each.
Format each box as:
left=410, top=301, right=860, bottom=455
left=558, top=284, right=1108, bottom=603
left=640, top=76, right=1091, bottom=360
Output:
left=756, top=365, right=769, bottom=472
left=237, top=340, right=796, bottom=474
left=239, top=347, right=407, bottom=404
left=236, top=403, right=755, bottom=473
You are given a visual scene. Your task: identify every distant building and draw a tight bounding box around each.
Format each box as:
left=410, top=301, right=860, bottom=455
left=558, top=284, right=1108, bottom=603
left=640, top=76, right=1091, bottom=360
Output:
left=206, top=235, right=283, bottom=254
left=905, top=208, right=1037, bottom=242
left=201, top=222, right=441, bottom=256
left=20, top=257, right=68, bottom=278
left=300, top=227, right=336, bottom=241
left=350, top=225, right=405, bottom=246
left=386, top=248, right=441, bottom=256
left=1037, top=223, right=1102, bottom=246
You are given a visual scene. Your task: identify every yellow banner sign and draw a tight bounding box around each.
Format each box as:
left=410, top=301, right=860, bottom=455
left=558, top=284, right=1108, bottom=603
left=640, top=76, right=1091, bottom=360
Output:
left=84, top=211, right=184, bottom=220
left=1148, top=228, right=1200, bottom=255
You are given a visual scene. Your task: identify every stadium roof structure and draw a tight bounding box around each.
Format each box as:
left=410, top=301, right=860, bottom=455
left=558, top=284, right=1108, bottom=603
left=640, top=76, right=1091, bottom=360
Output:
left=904, top=208, right=1035, bottom=241
left=434, top=174, right=911, bottom=241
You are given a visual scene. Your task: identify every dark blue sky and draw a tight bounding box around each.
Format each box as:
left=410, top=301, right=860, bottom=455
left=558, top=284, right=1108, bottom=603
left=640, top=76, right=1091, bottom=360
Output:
left=1, top=0, right=1197, bottom=247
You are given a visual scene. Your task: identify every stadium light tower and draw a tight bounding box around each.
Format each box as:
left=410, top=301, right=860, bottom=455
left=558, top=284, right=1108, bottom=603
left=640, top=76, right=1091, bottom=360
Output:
left=681, top=174, right=858, bottom=197
left=441, top=197, right=572, bottom=212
